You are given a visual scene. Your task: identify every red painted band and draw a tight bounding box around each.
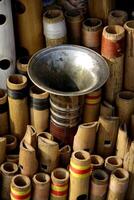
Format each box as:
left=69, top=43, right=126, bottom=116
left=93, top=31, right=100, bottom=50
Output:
left=70, top=165, right=91, bottom=175
left=51, top=189, right=67, bottom=196
left=52, top=183, right=67, bottom=187
left=85, top=94, right=101, bottom=99
left=11, top=192, right=31, bottom=200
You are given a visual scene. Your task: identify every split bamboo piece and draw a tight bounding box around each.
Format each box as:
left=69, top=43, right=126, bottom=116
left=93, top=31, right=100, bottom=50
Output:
left=23, top=125, right=37, bottom=149
left=105, top=156, right=122, bottom=173
left=50, top=168, right=69, bottom=200
left=6, top=154, right=19, bottom=164
left=91, top=155, right=104, bottom=170
left=107, top=168, right=129, bottom=200
left=37, top=131, right=54, bottom=141
left=101, top=25, right=125, bottom=104
left=82, top=18, right=103, bottom=52
left=32, top=173, right=50, bottom=200
left=96, top=116, right=119, bottom=158
left=108, top=10, right=128, bottom=26
left=59, top=145, right=71, bottom=168
left=90, top=169, right=109, bottom=200
left=131, top=115, right=134, bottom=139
left=0, top=162, right=18, bottom=200
left=10, top=174, right=31, bottom=200
left=17, top=56, right=29, bottom=76
left=116, top=91, right=134, bottom=126
left=7, top=74, right=29, bottom=140
left=100, top=101, right=115, bottom=117
left=0, top=137, right=6, bottom=164
left=14, top=0, right=44, bottom=56
left=0, top=89, right=9, bottom=135
left=69, top=150, right=91, bottom=200
left=30, top=85, right=49, bottom=132
left=124, top=20, right=134, bottom=91
left=73, top=122, right=98, bottom=153
left=83, top=89, right=101, bottom=123
left=6, top=135, right=17, bottom=153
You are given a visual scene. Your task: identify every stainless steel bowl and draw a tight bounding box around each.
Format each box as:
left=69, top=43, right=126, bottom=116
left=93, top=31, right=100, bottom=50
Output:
left=28, top=45, right=109, bottom=96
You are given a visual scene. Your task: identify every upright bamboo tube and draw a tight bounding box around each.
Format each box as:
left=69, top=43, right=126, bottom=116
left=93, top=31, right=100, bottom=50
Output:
left=30, top=85, right=49, bottom=132
left=96, top=116, right=119, bottom=158
left=59, top=145, right=71, bottom=168
left=101, top=25, right=125, bottom=104
left=108, top=10, right=128, bottom=26
left=105, top=156, right=122, bottom=173
left=73, top=122, right=98, bottom=153
left=14, top=0, right=44, bottom=56
left=23, top=125, right=37, bottom=149
left=100, top=101, right=115, bottom=117
left=17, top=56, right=29, bottom=76
left=0, top=137, right=6, bottom=165
left=32, top=173, right=50, bottom=200
left=124, top=20, right=134, bottom=91
left=131, top=115, right=134, bottom=139
left=90, top=169, right=109, bottom=200
left=0, top=89, right=9, bottom=135
left=7, top=74, right=29, bottom=140
left=50, top=168, right=69, bottom=200
left=6, top=154, right=19, bottom=164
left=69, top=150, right=91, bottom=200
left=91, top=155, right=104, bottom=170
left=6, top=135, right=17, bottom=153
left=107, top=168, right=129, bottom=200
left=37, top=131, right=54, bottom=141
left=0, top=162, right=18, bottom=200
left=10, top=174, right=31, bottom=200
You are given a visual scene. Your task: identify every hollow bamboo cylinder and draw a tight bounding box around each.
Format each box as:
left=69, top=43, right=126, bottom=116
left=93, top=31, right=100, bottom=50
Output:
left=69, top=150, right=91, bottom=200
left=17, top=56, right=29, bottom=76
left=37, top=131, right=54, bottom=141
left=73, top=122, right=98, bottom=153
left=90, top=169, right=109, bottom=200
left=96, top=116, right=119, bottom=158
left=43, top=9, right=67, bottom=47
left=105, top=156, right=122, bottom=173
left=14, top=0, right=44, bottom=56
left=124, top=20, right=134, bottom=91
left=32, top=173, right=50, bottom=200
left=0, top=89, right=9, bottom=135
left=50, top=168, right=69, bottom=200
left=83, top=90, right=101, bottom=123
left=107, top=168, right=129, bottom=200
left=131, top=115, right=134, bottom=139
left=10, top=174, right=31, bottom=200
left=0, top=137, right=6, bottom=165
left=108, top=10, right=128, bottom=26
left=30, top=85, right=49, bottom=132
left=59, top=145, right=71, bottom=168
left=100, top=101, right=115, bottom=117
left=116, top=91, right=134, bottom=126
left=0, top=162, right=18, bottom=200
left=7, top=74, right=29, bottom=140
left=6, top=135, right=17, bottom=153
left=101, top=25, right=125, bottom=104
left=6, top=154, right=19, bottom=164
left=91, top=155, right=104, bottom=170
left=23, top=125, right=37, bottom=149
left=82, top=18, right=103, bottom=52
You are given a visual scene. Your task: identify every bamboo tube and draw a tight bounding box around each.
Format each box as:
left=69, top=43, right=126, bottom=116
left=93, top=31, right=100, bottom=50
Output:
left=37, top=131, right=54, bottom=141
left=7, top=74, right=29, bottom=140
left=6, top=135, right=17, bottom=153
left=14, top=0, right=44, bottom=56
left=10, top=174, right=31, bottom=200
left=105, top=156, right=122, bottom=173
left=43, top=9, right=67, bottom=47
left=0, top=89, right=9, bottom=135
left=82, top=18, right=103, bottom=52
left=17, top=56, right=29, bottom=76
left=69, top=150, right=91, bottom=200
left=90, top=169, right=109, bottom=200
left=0, top=137, right=6, bottom=164
left=116, top=123, right=129, bottom=159
left=96, top=116, right=119, bottom=158
left=91, top=155, right=104, bottom=170
left=83, top=89, right=101, bottom=123
left=23, top=125, right=37, bottom=149
left=131, top=115, right=134, bottom=139
left=19, top=140, right=38, bottom=177
left=124, top=20, right=134, bottom=91
left=101, top=25, right=125, bottom=104
left=107, top=168, right=129, bottom=200
left=73, top=122, right=98, bottom=153
left=100, top=101, right=115, bottom=117
left=116, top=91, right=134, bottom=126
left=59, top=145, right=71, bottom=168
left=0, top=162, right=18, bottom=200
left=32, top=173, right=50, bottom=200
left=50, top=168, right=69, bottom=200
left=30, top=85, right=49, bottom=132
left=6, top=154, right=19, bottom=164
left=108, top=10, right=128, bottom=26
left=65, top=9, right=84, bottom=45
left=38, top=135, right=59, bottom=173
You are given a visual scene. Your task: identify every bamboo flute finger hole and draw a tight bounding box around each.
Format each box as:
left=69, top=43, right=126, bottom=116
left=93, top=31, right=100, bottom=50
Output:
left=0, top=59, right=10, bottom=70
left=77, top=194, right=88, bottom=200
left=0, top=14, right=6, bottom=25
left=15, top=1, right=26, bottom=14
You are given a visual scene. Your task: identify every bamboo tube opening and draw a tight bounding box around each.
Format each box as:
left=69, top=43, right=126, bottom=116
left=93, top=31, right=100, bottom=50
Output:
left=37, top=132, right=53, bottom=140
left=0, top=59, right=10, bottom=70
left=105, top=25, right=124, bottom=35
left=91, top=155, right=104, bottom=168
left=0, top=89, right=6, bottom=98
left=18, top=56, right=29, bottom=65
left=31, top=86, right=44, bottom=95
left=111, top=10, right=126, bottom=18
left=92, top=169, right=108, bottom=182
left=1, top=162, right=18, bottom=174
left=65, top=9, right=81, bottom=18
left=13, top=175, right=30, bottom=188
left=74, top=151, right=88, bottom=160
left=113, top=168, right=129, bottom=180
left=125, top=21, right=134, bottom=29
left=91, top=156, right=99, bottom=164
left=44, top=9, right=63, bottom=22
left=9, top=75, right=26, bottom=85
left=3, top=163, right=15, bottom=172
left=53, top=169, right=66, bottom=180
left=30, top=85, right=49, bottom=99
left=52, top=168, right=69, bottom=184
left=33, top=173, right=50, bottom=184
left=7, top=74, right=27, bottom=90
left=107, top=157, right=119, bottom=166
left=119, top=91, right=134, bottom=100
left=6, top=135, right=16, bottom=145
left=83, top=18, right=102, bottom=28
left=0, top=14, right=6, bottom=25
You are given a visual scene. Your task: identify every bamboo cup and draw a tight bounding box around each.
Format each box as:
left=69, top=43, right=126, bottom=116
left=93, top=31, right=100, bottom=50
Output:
left=96, top=116, right=119, bottom=158
left=50, top=168, right=69, bottom=200
left=23, top=125, right=37, bottom=149
left=100, top=101, right=115, bottom=117
left=7, top=74, right=29, bottom=140
left=91, top=155, right=104, bottom=170
left=6, top=135, right=17, bottom=153
left=30, top=85, right=49, bottom=132
left=69, top=150, right=91, bottom=200
left=108, top=10, right=128, bottom=26
left=107, top=168, right=129, bottom=200
left=101, top=25, right=125, bottom=104
left=90, top=169, right=109, bottom=200
left=124, top=20, right=134, bottom=91
left=105, top=156, right=122, bottom=173
left=73, top=122, right=98, bottom=153
left=17, top=56, right=29, bottom=76
left=0, top=162, right=18, bottom=200
left=0, top=137, right=6, bottom=164
left=0, top=89, right=9, bottom=135
left=83, top=89, right=101, bottom=123
left=131, top=115, right=134, bottom=139
left=32, top=173, right=50, bottom=200
left=59, top=145, right=71, bottom=168
left=82, top=18, right=103, bottom=52
left=10, top=174, right=31, bottom=200
left=14, top=0, right=44, bottom=56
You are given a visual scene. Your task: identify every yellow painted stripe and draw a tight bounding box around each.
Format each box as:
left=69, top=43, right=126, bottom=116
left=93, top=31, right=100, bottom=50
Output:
left=51, top=184, right=68, bottom=192
left=70, top=161, right=90, bottom=170
left=85, top=98, right=101, bottom=104
left=70, top=169, right=90, bottom=178
left=10, top=194, right=30, bottom=200
left=11, top=186, right=31, bottom=196
left=50, top=193, right=67, bottom=198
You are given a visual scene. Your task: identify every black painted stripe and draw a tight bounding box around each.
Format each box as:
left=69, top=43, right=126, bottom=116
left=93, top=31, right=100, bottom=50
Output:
left=7, top=87, right=28, bottom=99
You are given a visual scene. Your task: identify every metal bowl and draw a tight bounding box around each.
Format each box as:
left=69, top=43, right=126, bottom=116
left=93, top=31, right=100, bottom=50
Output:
left=28, top=45, right=109, bottom=96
